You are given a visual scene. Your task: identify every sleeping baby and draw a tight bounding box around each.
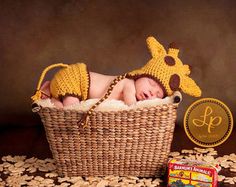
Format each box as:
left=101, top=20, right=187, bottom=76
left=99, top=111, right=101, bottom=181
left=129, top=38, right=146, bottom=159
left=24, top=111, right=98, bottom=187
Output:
left=31, top=36, right=202, bottom=108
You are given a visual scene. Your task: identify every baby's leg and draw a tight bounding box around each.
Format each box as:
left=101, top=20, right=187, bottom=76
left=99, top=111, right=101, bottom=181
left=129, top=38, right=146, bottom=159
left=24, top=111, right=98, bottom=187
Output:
left=40, top=81, right=51, bottom=99
left=63, top=96, right=80, bottom=106
left=40, top=81, right=63, bottom=108
left=51, top=98, right=63, bottom=108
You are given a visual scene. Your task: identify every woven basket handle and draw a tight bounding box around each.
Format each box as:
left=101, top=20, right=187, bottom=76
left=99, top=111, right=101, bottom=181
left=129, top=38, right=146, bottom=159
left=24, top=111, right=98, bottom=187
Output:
left=79, top=74, right=127, bottom=128
left=173, top=91, right=182, bottom=107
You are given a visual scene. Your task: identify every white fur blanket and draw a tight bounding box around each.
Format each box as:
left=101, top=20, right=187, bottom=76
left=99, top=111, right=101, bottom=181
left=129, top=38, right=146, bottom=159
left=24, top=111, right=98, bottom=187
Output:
left=36, top=91, right=182, bottom=112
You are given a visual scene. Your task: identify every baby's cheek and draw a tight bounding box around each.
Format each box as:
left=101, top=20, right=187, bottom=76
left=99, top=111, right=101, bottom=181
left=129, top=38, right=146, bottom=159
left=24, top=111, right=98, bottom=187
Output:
left=156, top=89, right=164, bottom=98
left=159, top=94, right=164, bottom=99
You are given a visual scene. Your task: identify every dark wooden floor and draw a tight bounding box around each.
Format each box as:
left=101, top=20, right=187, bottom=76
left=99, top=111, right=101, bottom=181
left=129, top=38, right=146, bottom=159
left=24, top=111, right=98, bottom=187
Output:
left=0, top=114, right=235, bottom=186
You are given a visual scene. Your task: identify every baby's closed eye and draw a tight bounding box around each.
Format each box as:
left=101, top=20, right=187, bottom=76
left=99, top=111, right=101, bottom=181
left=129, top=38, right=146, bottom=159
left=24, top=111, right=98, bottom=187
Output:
left=148, top=79, right=157, bottom=86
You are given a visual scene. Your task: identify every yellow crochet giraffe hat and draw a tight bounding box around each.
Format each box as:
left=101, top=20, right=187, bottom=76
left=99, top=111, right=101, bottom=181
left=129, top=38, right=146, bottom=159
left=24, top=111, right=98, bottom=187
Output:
left=126, top=36, right=202, bottom=97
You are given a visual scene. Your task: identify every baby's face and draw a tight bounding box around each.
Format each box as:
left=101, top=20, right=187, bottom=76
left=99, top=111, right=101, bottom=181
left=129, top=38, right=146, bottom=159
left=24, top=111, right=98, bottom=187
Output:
left=135, top=77, right=164, bottom=101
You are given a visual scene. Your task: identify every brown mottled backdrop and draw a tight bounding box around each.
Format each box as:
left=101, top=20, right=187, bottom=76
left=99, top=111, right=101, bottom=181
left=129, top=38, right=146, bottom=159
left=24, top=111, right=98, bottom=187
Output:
left=0, top=0, right=235, bottom=124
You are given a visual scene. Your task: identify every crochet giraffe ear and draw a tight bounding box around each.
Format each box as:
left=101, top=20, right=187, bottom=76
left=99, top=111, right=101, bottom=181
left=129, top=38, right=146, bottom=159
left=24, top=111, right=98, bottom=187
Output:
left=146, top=36, right=166, bottom=58
left=182, top=65, right=191, bottom=75
left=180, top=76, right=202, bottom=97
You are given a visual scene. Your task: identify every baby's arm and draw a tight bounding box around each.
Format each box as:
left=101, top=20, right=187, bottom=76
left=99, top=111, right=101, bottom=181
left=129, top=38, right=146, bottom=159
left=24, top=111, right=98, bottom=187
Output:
left=122, top=80, right=137, bottom=106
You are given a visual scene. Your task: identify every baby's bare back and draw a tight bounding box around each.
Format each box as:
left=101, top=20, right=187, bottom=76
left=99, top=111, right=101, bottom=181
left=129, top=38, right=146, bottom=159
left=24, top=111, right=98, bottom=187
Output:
left=89, top=72, right=126, bottom=100
left=89, top=72, right=137, bottom=105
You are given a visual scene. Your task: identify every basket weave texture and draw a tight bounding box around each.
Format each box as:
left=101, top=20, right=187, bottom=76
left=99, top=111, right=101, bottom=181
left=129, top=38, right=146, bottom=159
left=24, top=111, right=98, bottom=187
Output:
left=37, top=103, right=178, bottom=177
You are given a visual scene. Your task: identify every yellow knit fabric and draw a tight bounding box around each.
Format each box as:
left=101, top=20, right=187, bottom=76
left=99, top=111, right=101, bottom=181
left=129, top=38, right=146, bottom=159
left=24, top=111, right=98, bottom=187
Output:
left=50, top=63, right=90, bottom=100
left=127, top=36, right=202, bottom=97
left=31, top=63, right=69, bottom=101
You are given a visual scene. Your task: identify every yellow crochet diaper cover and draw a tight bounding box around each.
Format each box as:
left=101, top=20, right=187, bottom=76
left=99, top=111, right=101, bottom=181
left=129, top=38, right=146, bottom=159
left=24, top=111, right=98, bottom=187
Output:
left=50, top=63, right=90, bottom=100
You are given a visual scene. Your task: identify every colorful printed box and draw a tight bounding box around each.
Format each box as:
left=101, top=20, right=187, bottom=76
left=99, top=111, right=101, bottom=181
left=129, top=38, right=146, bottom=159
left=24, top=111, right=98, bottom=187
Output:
left=168, top=159, right=220, bottom=187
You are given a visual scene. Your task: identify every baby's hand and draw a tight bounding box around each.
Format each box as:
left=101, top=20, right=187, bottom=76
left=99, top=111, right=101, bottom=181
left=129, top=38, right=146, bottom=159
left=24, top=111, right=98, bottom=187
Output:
left=123, top=80, right=137, bottom=106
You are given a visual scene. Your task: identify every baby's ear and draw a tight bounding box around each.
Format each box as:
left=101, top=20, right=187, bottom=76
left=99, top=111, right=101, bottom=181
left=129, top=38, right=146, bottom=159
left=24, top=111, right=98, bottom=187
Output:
left=146, top=36, right=166, bottom=58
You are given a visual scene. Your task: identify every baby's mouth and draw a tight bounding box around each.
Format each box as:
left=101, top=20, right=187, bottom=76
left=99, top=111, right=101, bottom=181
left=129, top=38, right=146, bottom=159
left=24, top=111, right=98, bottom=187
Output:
left=141, top=92, right=151, bottom=100
left=143, top=93, right=148, bottom=99
left=136, top=92, right=150, bottom=101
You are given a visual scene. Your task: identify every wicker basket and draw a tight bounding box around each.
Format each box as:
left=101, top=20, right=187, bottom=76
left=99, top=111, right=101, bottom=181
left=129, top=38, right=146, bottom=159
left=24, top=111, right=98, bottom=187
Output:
left=32, top=70, right=181, bottom=177
left=32, top=99, right=180, bottom=177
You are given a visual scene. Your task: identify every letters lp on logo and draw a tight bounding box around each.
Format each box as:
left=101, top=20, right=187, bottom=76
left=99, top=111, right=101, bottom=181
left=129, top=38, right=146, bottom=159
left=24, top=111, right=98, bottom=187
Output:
left=184, top=98, right=233, bottom=147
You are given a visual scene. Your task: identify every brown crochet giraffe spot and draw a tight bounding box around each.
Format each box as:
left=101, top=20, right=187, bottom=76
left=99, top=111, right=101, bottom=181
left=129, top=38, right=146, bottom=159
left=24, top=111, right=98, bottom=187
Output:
left=164, top=56, right=175, bottom=66
left=169, top=74, right=180, bottom=91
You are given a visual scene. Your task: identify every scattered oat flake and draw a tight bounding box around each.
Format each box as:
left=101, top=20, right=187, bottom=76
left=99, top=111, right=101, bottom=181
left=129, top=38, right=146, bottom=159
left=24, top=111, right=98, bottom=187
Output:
left=169, top=151, right=180, bottom=157
left=230, top=168, right=236, bottom=172
left=58, top=177, right=71, bottom=183
left=2, top=150, right=236, bottom=186
left=14, top=161, right=25, bottom=167
left=203, top=155, right=215, bottom=162
left=96, top=179, right=109, bottom=187
left=224, top=177, right=235, bottom=184
left=25, top=157, right=38, bottom=163
left=181, top=149, right=194, bottom=154
left=45, top=172, right=59, bottom=178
